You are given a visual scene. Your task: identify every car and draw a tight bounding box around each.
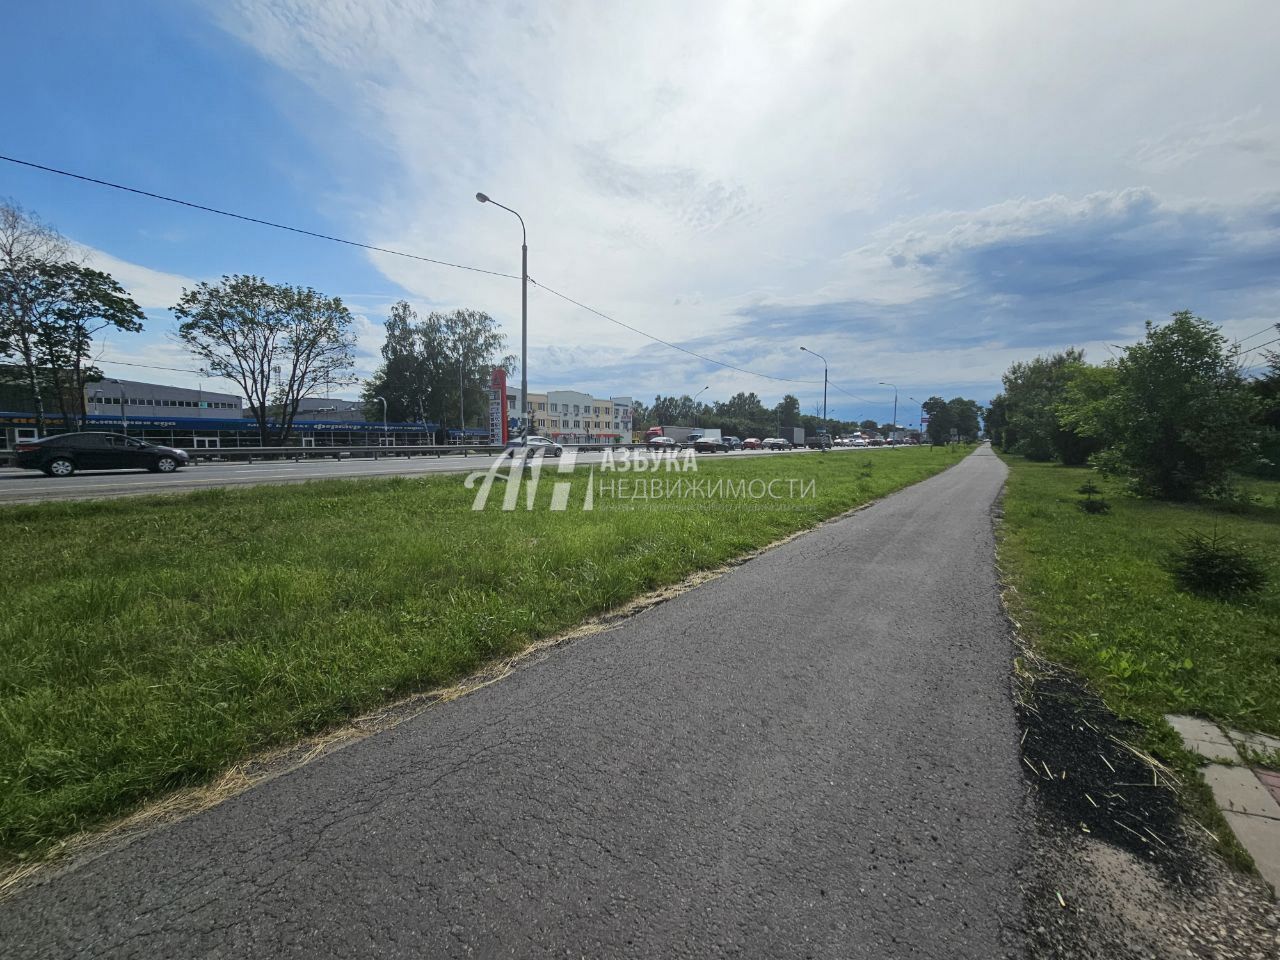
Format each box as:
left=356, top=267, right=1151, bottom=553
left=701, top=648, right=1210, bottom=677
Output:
left=722, top=436, right=743, bottom=450
left=851, top=438, right=869, bottom=447
left=13, top=432, right=191, bottom=477
left=762, top=437, right=791, bottom=450
left=647, top=436, right=678, bottom=450
left=742, top=437, right=762, bottom=449
left=505, top=435, right=562, bottom=457
left=692, top=437, right=729, bottom=453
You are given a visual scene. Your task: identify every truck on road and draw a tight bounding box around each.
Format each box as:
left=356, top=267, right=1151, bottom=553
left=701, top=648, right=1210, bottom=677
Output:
left=645, top=425, right=713, bottom=446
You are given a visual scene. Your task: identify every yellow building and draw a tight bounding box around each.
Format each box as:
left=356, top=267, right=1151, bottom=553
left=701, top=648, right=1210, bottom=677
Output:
left=506, top=389, right=633, bottom=442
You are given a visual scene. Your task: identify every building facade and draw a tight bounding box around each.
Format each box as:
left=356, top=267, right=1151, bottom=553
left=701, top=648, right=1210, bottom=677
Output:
left=507, top=387, right=635, bottom=443
left=87, top=378, right=242, bottom=419
left=0, top=378, right=444, bottom=452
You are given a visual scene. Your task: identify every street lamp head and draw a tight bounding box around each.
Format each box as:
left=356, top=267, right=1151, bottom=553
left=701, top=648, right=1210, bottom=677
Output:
left=799, top=346, right=807, bottom=352
left=475, top=192, right=490, bottom=203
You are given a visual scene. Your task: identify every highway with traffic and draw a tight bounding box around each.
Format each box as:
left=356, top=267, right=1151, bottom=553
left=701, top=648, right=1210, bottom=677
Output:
left=0, top=445, right=896, bottom=505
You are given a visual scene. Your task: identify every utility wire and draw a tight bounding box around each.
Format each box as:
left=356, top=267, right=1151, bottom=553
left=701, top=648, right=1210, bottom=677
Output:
left=1236, top=322, right=1279, bottom=345
left=529, top=280, right=822, bottom=385
left=0, top=153, right=520, bottom=280
left=1237, top=335, right=1280, bottom=358
left=828, top=381, right=889, bottom=406
left=93, top=356, right=208, bottom=375
left=4, top=152, right=829, bottom=390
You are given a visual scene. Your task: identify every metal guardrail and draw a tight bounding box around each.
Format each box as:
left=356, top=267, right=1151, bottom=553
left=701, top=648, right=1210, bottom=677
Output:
left=185, top=444, right=507, bottom=463
left=184, top=442, right=660, bottom=463
left=1, top=440, right=907, bottom=469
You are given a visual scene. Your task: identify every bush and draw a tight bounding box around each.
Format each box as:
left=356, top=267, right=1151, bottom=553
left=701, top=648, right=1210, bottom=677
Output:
left=1088, top=312, right=1261, bottom=501
left=1168, top=531, right=1268, bottom=599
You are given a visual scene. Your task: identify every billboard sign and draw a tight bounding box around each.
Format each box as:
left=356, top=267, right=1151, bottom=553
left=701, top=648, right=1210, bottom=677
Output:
left=488, top=367, right=508, bottom=445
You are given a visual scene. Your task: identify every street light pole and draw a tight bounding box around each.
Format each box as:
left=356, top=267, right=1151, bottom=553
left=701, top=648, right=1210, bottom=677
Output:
left=693, top=385, right=709, bottom=428
left=476, top=192, right=528, bottom=444
left=106, top=379, right=128, bottom=436
left=374, top=395, right=387, bottom=443
left=458, top=355, right=465, bottom=436
left=799, top=346, right=828, bottom=432
left=880, top=382, right=897, bottom=442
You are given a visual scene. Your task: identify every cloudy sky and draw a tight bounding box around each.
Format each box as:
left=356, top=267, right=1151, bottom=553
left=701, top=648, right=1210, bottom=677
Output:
left=4, top=0, right=1279, bottom=424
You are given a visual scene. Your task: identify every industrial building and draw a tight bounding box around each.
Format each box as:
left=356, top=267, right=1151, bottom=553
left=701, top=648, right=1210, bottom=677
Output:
left=0, top=377, right=442, bottom=452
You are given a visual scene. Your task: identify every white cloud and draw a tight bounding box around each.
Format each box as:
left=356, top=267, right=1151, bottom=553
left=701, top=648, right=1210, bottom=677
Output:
left=188, top=0, right=1280, bottom=413
left=75, top=243, right=195, bottom=311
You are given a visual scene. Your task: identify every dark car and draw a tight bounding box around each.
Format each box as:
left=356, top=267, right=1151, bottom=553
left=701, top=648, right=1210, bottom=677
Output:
left=722, top=436, right=743, bottom=450
left=693, top=437, right=729, bottom=453
left=14, top=432, right=191, bottom=477
left=647, top=436, right=678, bottom=450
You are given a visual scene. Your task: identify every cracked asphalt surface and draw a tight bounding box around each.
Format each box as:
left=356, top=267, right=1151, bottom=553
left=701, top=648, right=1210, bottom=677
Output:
left=0, top=445, right=1026, bottom=958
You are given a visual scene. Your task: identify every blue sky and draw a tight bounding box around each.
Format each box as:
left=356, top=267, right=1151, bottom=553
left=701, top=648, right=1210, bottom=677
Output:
left=4, top=0, right=1279, bottom=425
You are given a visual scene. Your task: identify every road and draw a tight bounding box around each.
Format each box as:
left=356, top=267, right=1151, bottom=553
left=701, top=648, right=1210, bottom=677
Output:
left=0, top=445, right=888, bottom=505
left=0, top=446, right=1025, bottom=958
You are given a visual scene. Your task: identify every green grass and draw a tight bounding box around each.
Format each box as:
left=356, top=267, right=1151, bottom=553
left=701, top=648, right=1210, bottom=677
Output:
left=998, top=456, right=1280, bottom=735
left=0, top=445, right=968, bottom=859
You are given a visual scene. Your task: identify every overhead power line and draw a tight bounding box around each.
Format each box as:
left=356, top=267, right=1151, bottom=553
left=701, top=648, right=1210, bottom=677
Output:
left=3, top=152, right=827, bottom=390
left=0, top=153, right=519, bottom=280
left=93, top=356, right=207, bottom=375
left=1236, top=322, right=1279, bottom=345
left=828, top=381, right=889, bottom=407
left=1237, top=335, right=1280, bottom=358
left=530, top=281, right=821, bottom=385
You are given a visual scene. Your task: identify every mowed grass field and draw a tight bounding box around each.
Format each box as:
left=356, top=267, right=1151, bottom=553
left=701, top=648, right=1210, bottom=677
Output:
left=997, top=456, right=1280, bottom=738
left=0, top=445, right=968, bottom=859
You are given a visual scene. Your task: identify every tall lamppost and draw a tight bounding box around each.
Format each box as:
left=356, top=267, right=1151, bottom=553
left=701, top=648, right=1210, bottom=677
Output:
left=693, top=384, right=709, bottom=428
left=909, top=396, right=924, bottom=442
left=104, top=379, right=128, bottom=436
left=880, top=381, right=897, bottom=442
left=374, top=395, right=387, bottom=443
left=458, top=355, right=466, bottom=436
left=475, top=191, right=528, bottom=444
left=799, top=346, right=828, bottom=431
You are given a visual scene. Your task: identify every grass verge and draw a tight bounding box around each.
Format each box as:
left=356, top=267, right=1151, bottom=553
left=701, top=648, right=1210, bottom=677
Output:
left=997, top=456, right=1280, bottom=869
left=0, top=445, right=967, bottom=861
left=997, top=457, right=1280, bottom=733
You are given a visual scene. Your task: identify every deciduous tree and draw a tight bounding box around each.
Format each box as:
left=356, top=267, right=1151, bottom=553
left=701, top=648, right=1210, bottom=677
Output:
left=1081, top=311, right=1259, bottom=499
left=173, top=275, right=357, bottom=446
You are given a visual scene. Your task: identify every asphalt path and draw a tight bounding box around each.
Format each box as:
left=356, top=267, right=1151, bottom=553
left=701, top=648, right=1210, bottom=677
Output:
left=0, top=445, right=891, bottom=505
left=0, top=445, right=1025, bottom=958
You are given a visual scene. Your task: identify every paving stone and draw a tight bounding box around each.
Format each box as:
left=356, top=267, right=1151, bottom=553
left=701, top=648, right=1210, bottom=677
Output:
left=1256, top=769, right=1280, bottom=807
left=1203, top=764, right=1280, bottom=819
left=1226, top=728, right=1280, bottom=756
left=1223, top=811, right=1280, bottom=893
left=1164, top=714, right=1239, bottom=762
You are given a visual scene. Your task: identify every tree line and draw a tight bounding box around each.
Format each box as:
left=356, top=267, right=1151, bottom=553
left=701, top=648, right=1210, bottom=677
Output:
left=986, top=310, right=1279, bottom=500
left=630, top=390, right=982, bottom=443
left=1, top=199, right=515, bottom=446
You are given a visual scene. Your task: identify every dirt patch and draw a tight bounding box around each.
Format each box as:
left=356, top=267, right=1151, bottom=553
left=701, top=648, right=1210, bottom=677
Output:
left=1017, top=668, right=1192, bottom=885
left=1012, top=646, right=1279, bottom=956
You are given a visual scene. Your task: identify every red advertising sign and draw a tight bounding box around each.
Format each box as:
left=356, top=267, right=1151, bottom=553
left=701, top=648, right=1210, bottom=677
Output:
left=488, top=367, right=508, bottom=445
